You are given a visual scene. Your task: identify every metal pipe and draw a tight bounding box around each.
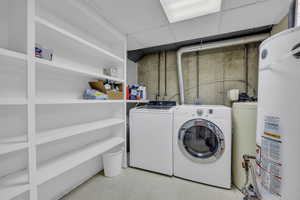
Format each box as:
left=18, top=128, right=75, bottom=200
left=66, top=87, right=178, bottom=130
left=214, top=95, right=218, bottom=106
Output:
left=164, top=51, right=168, bottom=97
left=156, top=52, right=161, bottom=101
left=176, top=33, right=270, bottom=105
left=196, top=51, right=200, bottom=99
left=244, top=44, right=249, bottom=94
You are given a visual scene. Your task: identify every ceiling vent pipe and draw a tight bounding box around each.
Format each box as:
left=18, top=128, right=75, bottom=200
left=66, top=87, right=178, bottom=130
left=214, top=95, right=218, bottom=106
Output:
left=177, top=33, right=270, bottom=105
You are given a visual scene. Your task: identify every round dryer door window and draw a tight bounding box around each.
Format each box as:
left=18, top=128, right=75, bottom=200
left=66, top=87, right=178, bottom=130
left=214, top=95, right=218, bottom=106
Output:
left=178, top=119, right=225, bottom=163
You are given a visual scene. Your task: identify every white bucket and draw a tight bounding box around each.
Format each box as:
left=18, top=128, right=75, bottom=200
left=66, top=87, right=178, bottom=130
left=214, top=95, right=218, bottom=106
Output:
left=102, top=150, right=123, bottom=177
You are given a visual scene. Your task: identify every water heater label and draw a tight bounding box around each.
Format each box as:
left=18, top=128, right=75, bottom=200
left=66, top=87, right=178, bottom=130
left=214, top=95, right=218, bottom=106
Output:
left=259, top=116, right=282, bottom=197
left=264, top=116, right=281, bottom=139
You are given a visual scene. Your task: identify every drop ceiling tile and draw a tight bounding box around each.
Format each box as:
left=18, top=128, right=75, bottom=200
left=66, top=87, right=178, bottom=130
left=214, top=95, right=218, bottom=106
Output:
left=87, top=0, right=291, bottom=51
left=219, top=0, right=290, bottom=34
left=221, top=0, right=265, bottom=10
left=88, top=0, right=169, bottom=34
left=271, top=0, right=293, bottom=24
left=129, top=26, right=177, bottom=48
left=170, top=13, right=221, bottom=42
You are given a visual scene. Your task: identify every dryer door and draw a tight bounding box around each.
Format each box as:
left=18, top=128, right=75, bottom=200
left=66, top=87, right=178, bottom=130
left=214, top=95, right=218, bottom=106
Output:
left=178, top=119, right=225, bottom=163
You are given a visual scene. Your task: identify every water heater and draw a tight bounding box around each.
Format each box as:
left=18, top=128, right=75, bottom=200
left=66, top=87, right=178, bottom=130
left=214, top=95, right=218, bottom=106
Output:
left=256, top=27, right=300, bottom=200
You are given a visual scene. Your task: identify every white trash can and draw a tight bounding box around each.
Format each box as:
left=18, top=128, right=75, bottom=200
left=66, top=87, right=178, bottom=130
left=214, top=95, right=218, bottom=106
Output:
left=103, top=150, right=123, bottom=177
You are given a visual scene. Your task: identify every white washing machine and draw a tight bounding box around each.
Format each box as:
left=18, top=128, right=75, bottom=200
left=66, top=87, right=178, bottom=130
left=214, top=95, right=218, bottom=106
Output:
left=130, top=102, right=176, bottom=176
left=173, top=105, right=232, bottom=189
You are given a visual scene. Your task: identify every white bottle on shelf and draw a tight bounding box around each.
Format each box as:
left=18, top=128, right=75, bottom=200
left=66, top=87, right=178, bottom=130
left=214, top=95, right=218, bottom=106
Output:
left=139, top=86, right=147, bottom=100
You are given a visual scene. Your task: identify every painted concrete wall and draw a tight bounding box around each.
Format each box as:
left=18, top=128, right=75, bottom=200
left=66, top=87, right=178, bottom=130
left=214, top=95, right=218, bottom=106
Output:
left=127, top=59, right=138, bottom=85
left=138, top=43, right=260, bottom=106
left=271, top=15, right=289, bottom=35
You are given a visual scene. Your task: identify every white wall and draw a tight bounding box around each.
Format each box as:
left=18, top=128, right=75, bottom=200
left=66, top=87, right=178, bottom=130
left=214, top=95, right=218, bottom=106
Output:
left=297, top=0, right=300, bottom=26
left=0, top=1, right=9, bottom=49
left=127, top=59, right=138, bottom=85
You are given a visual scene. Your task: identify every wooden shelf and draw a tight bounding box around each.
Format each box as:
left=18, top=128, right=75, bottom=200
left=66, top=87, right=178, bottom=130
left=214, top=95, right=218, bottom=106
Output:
left=35, top=17, right=124, bottom=68
left=0, top=170, right=30, bottom=200
left=0, top=135, right=28, bottom=156
left=0, top=48, right=27, bottom=107
left=0, top=137, right=124, bottom=188
left=35, top=57, right=124, bottom=82
left=0, top=136, right=27, bottom=144
left=0, top=48, right=26, bottom=62
left=37, top=118, right=124, bottom=145
left=37, top=137, right=124, bottom=184
left=0, top=143, right=28, bottom=156
left=0, top=170, right=28, bottom=186
left=0, top=184, right=29, bottom=200
left=0, top=99, right=27, bottom=105
left=35, top=99, right=124, bottom=105
left=36, top=0, right=125, bottom=57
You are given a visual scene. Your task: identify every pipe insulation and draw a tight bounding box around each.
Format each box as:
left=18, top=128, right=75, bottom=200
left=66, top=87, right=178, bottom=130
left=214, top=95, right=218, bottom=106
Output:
left=176, top=33, right=270, bottom=105
left=244, top=44, right=249, bottom=94
left=196, top=51, right=200, bottom=99
left=157, top=52, right=161, bottom=100
left=164, top=51, right=168, bottom=97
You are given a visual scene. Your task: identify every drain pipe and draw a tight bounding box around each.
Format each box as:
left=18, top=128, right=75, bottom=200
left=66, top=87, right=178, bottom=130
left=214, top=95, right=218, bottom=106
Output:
left=177, top=34, right=270, bottom=105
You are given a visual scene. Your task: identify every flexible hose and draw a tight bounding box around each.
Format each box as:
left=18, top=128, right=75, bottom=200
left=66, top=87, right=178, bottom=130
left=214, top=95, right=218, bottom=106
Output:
left=249, top=159, right=262, bottom=199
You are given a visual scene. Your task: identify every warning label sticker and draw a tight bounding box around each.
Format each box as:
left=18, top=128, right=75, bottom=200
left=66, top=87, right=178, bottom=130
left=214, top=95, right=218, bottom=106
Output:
left=264, top=116, right=281, bottom=139
left=261, top=136, right=281, bottom=164
left=261, top=167, right=282, bottom=197
left=259, top=116, right=282, bottom=197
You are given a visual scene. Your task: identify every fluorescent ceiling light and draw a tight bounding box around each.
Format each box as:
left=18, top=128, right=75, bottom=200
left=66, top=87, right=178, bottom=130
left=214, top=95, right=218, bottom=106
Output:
left=160, top=0, right=222, bottom=23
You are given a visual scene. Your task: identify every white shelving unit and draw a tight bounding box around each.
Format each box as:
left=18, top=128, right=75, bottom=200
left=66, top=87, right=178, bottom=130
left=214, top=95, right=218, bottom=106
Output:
left=35, top=58, right=124, bottom=83
left=35, top=16, right=124, bottom=69
left=0, top=48, right=27, bottom=62
left=0, top=99, right=28, bottom=105
left=0, top=185, right=30, bottom=200
left=0, top=143, right=28, bottom=156
left=36, top=119, right=125, bottom=145
left=0, top=137, right=125, bottom=185
left=37, top=137, right=125, bottom=185
left=0, top=0, right=127, bottom=200
left=35, top=16, right=124, bottom=62
left=35, top=99, right=125, bottom=105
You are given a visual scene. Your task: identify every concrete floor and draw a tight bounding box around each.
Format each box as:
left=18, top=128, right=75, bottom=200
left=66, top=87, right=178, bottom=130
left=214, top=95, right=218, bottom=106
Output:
left=61, top=168, right=243, bottom=200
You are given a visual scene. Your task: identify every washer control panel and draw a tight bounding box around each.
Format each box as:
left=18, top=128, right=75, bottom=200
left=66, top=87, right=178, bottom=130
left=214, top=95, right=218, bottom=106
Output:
left=174, top=106, right=230, bottom=120
left=197, top=109, right=203, bottom=116
left=196, top=108, right=214, bottom=117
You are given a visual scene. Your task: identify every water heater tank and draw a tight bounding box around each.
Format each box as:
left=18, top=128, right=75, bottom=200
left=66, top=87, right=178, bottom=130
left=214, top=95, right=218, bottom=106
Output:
left=256, top=27, right=300, bottom=200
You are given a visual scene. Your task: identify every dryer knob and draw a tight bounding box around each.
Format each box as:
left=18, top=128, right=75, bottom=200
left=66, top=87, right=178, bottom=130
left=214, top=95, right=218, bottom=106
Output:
left=197, top=109, right=203, bottom=116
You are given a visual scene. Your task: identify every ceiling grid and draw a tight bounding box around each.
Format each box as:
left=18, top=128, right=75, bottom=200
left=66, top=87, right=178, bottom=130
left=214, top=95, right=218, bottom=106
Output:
left=85, top=0, right=292, bottom=51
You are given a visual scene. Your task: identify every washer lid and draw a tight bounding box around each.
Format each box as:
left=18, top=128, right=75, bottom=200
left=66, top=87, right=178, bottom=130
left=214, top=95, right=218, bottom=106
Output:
left=130, top=106, right=175, bottom=114
left=178, top=119, right=225, bottom=163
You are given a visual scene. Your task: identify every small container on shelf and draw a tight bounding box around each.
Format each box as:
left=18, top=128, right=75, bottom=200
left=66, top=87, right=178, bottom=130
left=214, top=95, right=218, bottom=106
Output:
left=127, top=84, right=147, bottom=100
left=103, top=67, right=119, bottom=78
left=83, top=88, right=108, bottom=100
left=35, top=43, right=53, bottom=61
left=89, top=80, right=123, bottom=100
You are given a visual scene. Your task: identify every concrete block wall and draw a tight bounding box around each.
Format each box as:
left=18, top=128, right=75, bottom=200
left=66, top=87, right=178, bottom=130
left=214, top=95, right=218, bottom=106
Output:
left=138, top=43, right=260, bottom=106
